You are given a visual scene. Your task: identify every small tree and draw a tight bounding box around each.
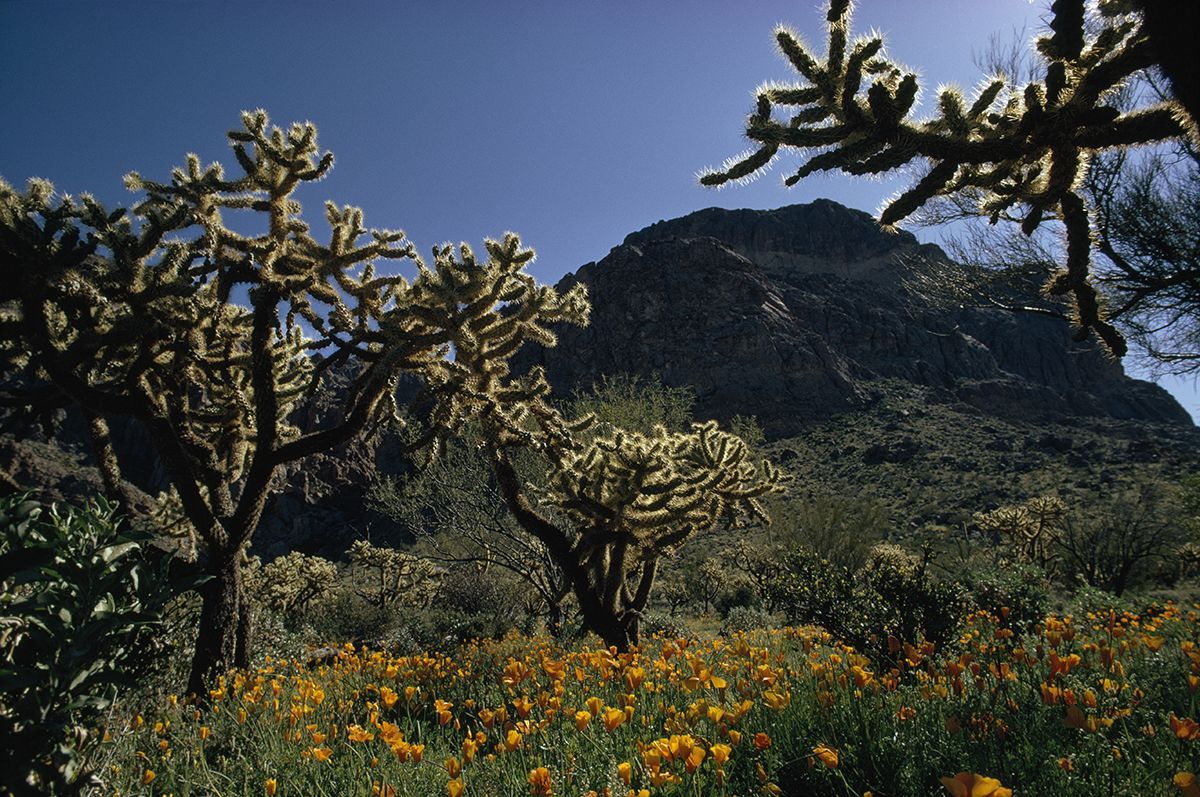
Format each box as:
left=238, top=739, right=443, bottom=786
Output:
left=974, top=495, right=1066, bottom=576
left=703, top=0, right=1196, bottom=357
left=371, top=374, right=701, bottom=637
left=370, top=435, right=573, bottom=636
left=1056, top=484, right=1187, bottom=595
left=0, top=111, right=588, bottom=695
left=686, top=558, right=726, bottom=615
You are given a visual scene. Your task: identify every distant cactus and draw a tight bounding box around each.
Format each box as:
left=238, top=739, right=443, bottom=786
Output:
left=703, top=0, right=1196, bottom=356
left=492, top=420, right=787, bottom=650
left=975, top=496, right=1066, bottom=574
left=347, top=540, right=442, bottom=609
left=245, top=551, right=338, bottom=616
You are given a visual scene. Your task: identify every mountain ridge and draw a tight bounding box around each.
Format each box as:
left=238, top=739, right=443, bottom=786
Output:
left=519, top=200, right=1191, bottom=436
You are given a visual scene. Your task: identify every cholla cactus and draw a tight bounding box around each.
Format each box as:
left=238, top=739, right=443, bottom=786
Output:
left=347, top=540, right=442, bottom=609
left=246, top=551, right=337, bottom=615
left=863, top=542, right=921, bottom=578
left=493, top=420, right=787, bottom=650
left=0, top=111, right=587, bottom=695
left=975, top=495, right=1066, bottom=573
left=703, top=0, right=1195, bottom=355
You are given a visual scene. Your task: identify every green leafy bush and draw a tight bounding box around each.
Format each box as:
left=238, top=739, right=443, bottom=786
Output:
left=767, top=543, right=966, bottom=661
left=0, top=495, right=174, bottom=794
left=958, top=561, right=1052, bottom=634
left=721, top=605, right=780, bottom=635
left=861, top=543, right=967, bottom=651
left=765, top=547, right=873, bottom=647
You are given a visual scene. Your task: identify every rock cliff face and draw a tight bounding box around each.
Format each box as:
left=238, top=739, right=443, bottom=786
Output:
left=518, top=201, right=1191, bottom=437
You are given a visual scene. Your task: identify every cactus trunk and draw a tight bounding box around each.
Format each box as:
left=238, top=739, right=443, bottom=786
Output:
left=187, top=551, right=252, bottom=699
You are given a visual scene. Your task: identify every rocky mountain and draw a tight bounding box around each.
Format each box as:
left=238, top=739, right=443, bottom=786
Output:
left=517, top=200, right=1191, bottom=437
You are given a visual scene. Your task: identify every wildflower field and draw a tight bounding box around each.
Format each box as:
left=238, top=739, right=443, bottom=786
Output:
left=100, top=604, right=1200, bottom=797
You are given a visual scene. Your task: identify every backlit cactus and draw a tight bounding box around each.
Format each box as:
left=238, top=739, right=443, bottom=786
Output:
left=0, top=111, right=589, bottom=694
left=703, top=0, right=1195, bottom=356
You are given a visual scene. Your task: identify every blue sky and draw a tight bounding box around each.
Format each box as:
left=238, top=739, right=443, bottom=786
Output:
left=2, top=0, right=1194, bottom=420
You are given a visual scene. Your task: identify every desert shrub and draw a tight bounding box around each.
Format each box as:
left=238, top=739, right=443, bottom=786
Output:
left=0, top=495, right=175, bottom=794
left=1065, top=584, right=1137, bottom=618
left=957, top=560, right=1052, bottom=634
left=1056, top=483, right=1189, bottom=595
left=430, top=567, right=528, bottom=642
left=305, top=587, right=397, bottom=647
left=639, top=610, right=686, bottom=640
left=251, top=605, right=318, bottom=663
left=715, top=577, right=759, bottom=617
left=768, top=543, right=966, bottom=660
left=768, top=494, right=891, bottom=571
left=861, top=543, right=967, bottom=650
left=728, top=414, right=766, bottom=450
left=765, top=548, right=872, bottom=645
left=567, top=373, right=695, bottom=435
left=721, top=605, right=780, bottom=635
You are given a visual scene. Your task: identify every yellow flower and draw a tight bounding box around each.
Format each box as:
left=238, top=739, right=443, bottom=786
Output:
left=199, top=726, right=211, bottom=741
left=711, top=744, right=731, bottom=767
left=528, top=766, right=553, bottom=796
left=380, top=686, right=399, bottom=709
left=617, top=762, right=632, bottom=785
left=379, top=722, right=403, bottom=746
left=347, top=724, right=376, bottom=743
left=1177, top=772, right=1200, bottom=797
left=445, top=758, right=462, bottom=778
left=753, top=732, right=772, bottom=751
left=311, top=746, right=333, bottom=763
left=141, top=769, right=155, bottom=786
left=574, top=710, right=591, bottom=732
left=447, top=778, right=465, bottom=797
left=265, top=778, right=277, bottom=796
left=1173, top=713, right=1200, bottom=741
left=602, top=707, right=626, bottom=732
left=939, top=772, right=1012, bottom=797
left=763, top=690, right=791, bottom=710
left=685, top=746, right=707, bottom=774
left=813, top=744, right=839, bottom=769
